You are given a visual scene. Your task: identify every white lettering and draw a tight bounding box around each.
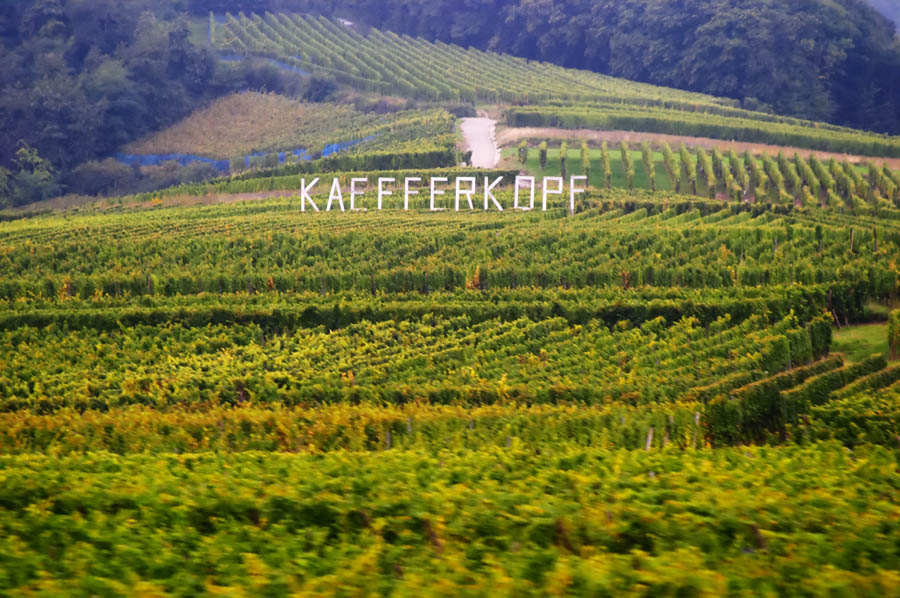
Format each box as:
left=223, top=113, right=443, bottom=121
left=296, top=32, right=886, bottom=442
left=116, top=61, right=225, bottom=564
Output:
left=542, top=177, right=564, bottom=211
left=484, top=176, right=504, bottom=211
left=377, top=177, right=395, bottom=210
left=430, top=177, right=448, bottom=211
left=455, top=177, right=477, bottom=211
left=327, top=178, right=345, bottom=212
left=300, top=178, right=319, bottom=212
left=569, top=175, right=587, bottom=214
left=350, top=178, right=367, bottom=211
left=514, top=176, right=535, bottom=211
left=404, top=177, right=421, bottom=211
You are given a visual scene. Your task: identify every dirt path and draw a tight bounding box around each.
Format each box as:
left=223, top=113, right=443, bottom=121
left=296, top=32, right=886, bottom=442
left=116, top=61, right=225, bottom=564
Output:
left=460, top=117, right=501, bottom=169
left=496, top=127, right=900, bottom=168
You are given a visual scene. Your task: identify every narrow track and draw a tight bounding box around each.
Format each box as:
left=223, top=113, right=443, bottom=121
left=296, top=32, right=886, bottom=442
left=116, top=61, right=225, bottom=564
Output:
left=460, top=117, right=501, bottom=168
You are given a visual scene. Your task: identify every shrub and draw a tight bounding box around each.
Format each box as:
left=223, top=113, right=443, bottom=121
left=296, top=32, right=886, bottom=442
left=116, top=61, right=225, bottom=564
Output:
left=518, top=141, right=529, bottom=166
left=601, top=142, right=612, bottom=188
left=580, top=141, right=590, bottom=182
left=64, top=159, right=137, bottom=197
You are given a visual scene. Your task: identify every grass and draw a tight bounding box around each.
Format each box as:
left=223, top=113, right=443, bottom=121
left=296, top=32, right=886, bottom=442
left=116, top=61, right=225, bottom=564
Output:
left=832, top=323, right=892, bottom=363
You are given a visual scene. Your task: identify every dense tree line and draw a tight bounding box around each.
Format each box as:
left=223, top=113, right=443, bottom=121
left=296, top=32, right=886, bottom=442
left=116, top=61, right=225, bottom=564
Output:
left=189, top=0, right=900, bottom=134
left=0, top=0, right=305, bottom=206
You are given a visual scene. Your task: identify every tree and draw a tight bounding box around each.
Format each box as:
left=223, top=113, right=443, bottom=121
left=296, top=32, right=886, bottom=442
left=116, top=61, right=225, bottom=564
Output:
left=559, top=141, right=568, bottom=180
left=0, top=166, right=11, bottom=208
left=10, top=143, right=60, bottom=206
left=339, top=0, right=900, bottom=133
left=889, top=309, right=900, bottom=360
left=518, top=140, right=528, bottom=165
left=580, top=140, right=590, bottom=183
left=305, top=76, right=338, bottom=102
left=539, top=141, right=548, bottom=170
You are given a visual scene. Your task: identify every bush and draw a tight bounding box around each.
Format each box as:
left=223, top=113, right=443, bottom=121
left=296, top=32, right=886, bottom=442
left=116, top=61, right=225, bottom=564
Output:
left=705, top=395, right=743, bottom=446
left=443, top=104, right=477, bottom=118
left=65, top=159, right=137, bottom=196
left=304, top=76, right=339, bottom=102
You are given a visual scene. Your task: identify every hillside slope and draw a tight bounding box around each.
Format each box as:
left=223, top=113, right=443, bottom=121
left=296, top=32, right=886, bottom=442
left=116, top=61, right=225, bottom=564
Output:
left=202, top=0, right=900, bottom=133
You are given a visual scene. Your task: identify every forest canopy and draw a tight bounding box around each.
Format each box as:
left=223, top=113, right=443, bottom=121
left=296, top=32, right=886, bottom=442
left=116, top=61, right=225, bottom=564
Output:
left=0, top=0, right=304, bottom=205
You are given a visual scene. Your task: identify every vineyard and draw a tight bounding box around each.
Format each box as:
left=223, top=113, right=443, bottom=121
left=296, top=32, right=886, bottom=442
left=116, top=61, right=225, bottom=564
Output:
left=3, top=187, right=900, bottom=593
left=211, top=13, right=728, bottom=107
left=510, top=141, right=900, bottom=210
left=2, top=195, right=900, bottom=300
left=4, top=11, right=900, bottom=596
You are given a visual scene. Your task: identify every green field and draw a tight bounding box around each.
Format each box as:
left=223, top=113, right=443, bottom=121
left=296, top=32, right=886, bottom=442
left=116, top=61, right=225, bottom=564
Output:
left=833, top=323, right=894, bottom=363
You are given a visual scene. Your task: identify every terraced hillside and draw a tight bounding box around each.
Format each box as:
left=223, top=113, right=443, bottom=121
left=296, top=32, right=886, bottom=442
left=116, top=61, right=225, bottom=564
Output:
left=212, top=13, right=728, bottom=106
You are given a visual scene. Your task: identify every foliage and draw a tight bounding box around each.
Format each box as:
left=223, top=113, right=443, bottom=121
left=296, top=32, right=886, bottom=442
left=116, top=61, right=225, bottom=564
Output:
left=1, top=444, right=899, bottom=595
left=514, top=139, right=900, bottom=212
left=890, top=309, right=900, bottom=360
left=580, top=140, right=590, bottom=182
left=558, top=141, right=568, bottom=180
left=810, top=383, right=900, bottom=445
left=0, top=311, right=814, bottom=414
left=4, top=143, right=61, bottom=206
left=0, top=197, right=896, bottom=305
left=0, top=3, right=305, bottom=188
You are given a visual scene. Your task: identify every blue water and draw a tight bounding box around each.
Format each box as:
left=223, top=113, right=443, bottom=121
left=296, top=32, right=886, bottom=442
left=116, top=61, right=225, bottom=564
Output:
left=115, top=136, right=376, bottom=174
left=115, top=153, right=232, bottom=172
